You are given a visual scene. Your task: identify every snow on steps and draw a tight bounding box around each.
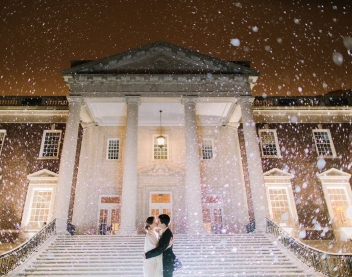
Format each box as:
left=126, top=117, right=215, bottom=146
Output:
left=11, top=233, right=323, bottom=277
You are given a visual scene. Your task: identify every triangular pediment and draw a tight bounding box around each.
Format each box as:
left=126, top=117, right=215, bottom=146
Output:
left=318, top=168, right=351, bottom=179
left=138, top=161, right=184, bottom=176
left=62, top=41, right=259, bottom=75
left=263, top=168, right=293, bottom=178
left=27, top=169, right=59, bottom=180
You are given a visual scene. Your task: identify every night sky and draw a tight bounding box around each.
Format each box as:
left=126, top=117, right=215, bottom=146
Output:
left=1, top=0, right=351, bottom=97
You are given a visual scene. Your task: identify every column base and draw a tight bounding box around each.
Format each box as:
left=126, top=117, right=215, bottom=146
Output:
left=56, top=229, right=71, bottom=236
left=55, top=218, right=70, bottom=235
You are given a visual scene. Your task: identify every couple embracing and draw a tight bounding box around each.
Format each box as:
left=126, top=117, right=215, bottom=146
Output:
left=143, top=214, right=175, bottom=277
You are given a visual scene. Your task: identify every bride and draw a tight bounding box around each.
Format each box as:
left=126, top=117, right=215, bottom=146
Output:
left=143, top=216, right=163, bottom=277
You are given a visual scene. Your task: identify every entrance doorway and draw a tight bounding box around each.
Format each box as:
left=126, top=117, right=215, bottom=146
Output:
left=149, top=191, right=172, bottom=226
left=98, top=195, right=120, bottom=235
left=202, top=195, right=223, bottom=234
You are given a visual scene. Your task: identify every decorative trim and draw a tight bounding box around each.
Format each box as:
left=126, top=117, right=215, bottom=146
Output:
left=138, top=161, right=184, bottom=176
left=27, top=169, right=59, bottom=181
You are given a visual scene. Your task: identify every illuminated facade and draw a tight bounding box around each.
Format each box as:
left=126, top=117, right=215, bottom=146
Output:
left=0, top=42, right=351, bottom=242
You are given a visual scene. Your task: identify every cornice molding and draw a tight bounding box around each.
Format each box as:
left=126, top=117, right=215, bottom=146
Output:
left=65, top=74, right=252, bottom=98
left=0, top=110, right=68, bottom=123
left=253, top=108, right=352, bottom=123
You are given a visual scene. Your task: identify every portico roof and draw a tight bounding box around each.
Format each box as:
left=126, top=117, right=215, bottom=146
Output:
left=62, top=41, right=259, bottom=127
left=62, top=41, right=259, bottom=76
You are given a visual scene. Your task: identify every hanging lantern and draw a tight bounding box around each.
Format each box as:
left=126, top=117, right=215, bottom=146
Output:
left=157, top=110, right=165, bottom=148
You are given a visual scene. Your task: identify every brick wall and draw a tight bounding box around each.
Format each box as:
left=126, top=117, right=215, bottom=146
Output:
left=0, top=123, right=66, bottom=230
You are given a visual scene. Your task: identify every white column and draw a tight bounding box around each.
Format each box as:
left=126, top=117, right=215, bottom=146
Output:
left=72, top=122, right=97, bottom=234
left=239, top=97, right=269, bottom=231
left=183, top=97, right=206, bottom=234
left=118, top=96, right=140, bottom=235
left=54, top=96, right=82, bottom=233
left=226, top=124, right=250, bottom=233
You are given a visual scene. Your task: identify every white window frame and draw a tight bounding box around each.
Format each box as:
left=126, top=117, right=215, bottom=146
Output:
left=258, top=129, right=282, bottom=158
left=312, top=129, right=337, bottom=158
left=264, top=169, right=298, bottom=229
left=38, top=130, right=62, bottom=159
left=27, top=188, right=53, bottom=227
left=106, top=138, right=120, bottom=160
left=21, top=169, right=58, bottom=231
left=153, top=134, right=169, bottom=160
left=0, top=129, right=6, bottom=155
left=318, top=168, right=352, bottom=229
left=201, top=138, right=214, bottom=160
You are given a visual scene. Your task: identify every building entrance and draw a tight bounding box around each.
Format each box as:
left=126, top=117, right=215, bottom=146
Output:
left=98, top=195, right=120, bottom=235
left=203, top=195, right=223, bottom=234
left=149, top=191, right=172, bottom=226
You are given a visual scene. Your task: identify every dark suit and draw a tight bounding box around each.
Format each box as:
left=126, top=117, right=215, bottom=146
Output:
left=145, top=228, right=175, bottom=277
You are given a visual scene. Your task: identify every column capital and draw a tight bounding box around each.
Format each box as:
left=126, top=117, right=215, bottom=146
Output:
left=227, top=122, right=241, bottom=129
left=237, top=96, right=254, bottom=105
left=125, top=96, right=141, bottom=105
left=67, top=96, right=83, bottom=104
left=181, top=96, right=198, bottom=106
left=81, top=122, right=98, bottom=129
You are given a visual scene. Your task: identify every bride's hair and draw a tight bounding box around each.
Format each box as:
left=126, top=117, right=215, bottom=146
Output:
left=145, top=216, right=155, bottom=230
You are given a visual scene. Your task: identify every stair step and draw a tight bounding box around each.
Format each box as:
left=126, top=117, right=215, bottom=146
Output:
left=11, top=234, right=322, bottom=277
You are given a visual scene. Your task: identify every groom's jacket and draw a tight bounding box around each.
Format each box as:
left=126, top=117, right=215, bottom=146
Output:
left=145, top=228, right=175, bottom=273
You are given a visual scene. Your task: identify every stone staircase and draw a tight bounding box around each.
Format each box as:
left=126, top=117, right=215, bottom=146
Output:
left=11, top=233, right=323, bottom=277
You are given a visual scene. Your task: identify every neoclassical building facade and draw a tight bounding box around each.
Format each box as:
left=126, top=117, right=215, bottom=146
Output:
left=0, top=42, right=351, bottom=242
left=58, top=41, right=266, bottom=235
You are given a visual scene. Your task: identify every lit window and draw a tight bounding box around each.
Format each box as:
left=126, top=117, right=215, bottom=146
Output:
left=22, top=169, right=58, bottom=231
left=327, top=188, right=352, bottom=227
left=201, top=139, right=213, bottom=160
left=264, top=168, right=298, bottom=228
left=0, top=130, right=6, bottom=155
left=259, top=129, right=281, bottom=158
left=312, top=129, right=336, bottom=157
left=28, top=189, right=52, bottom=228
left=318, top=168, right=352, bottom=228
left=39, top=130, right=62, bottom=158
left=153, top=135, right=168, bottom=160
left=268, top=188, right=291, bottom=222
left=107, top=139, right=120, bottom=160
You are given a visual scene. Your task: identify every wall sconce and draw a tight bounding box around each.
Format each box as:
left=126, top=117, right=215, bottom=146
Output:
left=157, top=110, right=165, bottom=148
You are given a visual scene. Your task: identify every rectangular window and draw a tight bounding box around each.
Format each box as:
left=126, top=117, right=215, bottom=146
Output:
left=28, top=189, right=52, bottom=227
left=259, top=129, right=281, bottom=158
left=106, top=139, right=120, bottom=160
left=268, top=188, right=290, bottom=222
left=153, top=135, right=168, bottom=160
left=312, top=129, right=336, bottom=157
left=39, top=130, right=62, bottom=158
left=327, top=188, right=352, bottom=227
left=201, top=139, right=213, bottom=160
left=0, top=130, right=6, bottom=155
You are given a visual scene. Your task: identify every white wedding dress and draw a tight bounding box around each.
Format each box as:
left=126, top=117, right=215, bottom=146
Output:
left=144, top=230, right=163, bottom=277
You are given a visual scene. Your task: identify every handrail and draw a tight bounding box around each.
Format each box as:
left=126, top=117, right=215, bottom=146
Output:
left=266, top=217, right=352, bottom=277
left=0, top=219, right=56, bottom=276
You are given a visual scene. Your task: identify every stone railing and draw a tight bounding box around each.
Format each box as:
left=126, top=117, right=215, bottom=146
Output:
left=266, top=218, right=352, bottom=277
left=0, top=219, right=56, bottom=276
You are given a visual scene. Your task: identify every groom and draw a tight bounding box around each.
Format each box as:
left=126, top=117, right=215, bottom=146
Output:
left=145, top=214, right=175, bottom=277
